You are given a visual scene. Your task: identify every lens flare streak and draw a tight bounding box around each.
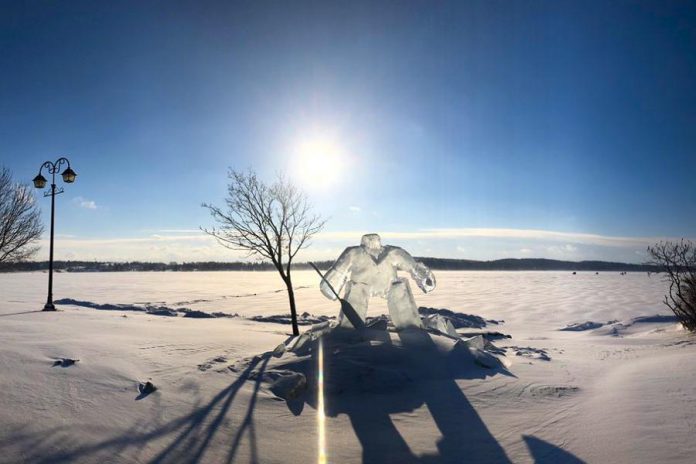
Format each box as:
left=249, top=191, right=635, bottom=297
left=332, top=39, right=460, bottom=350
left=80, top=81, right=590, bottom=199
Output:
left=317, top=337, right=327, bottom=464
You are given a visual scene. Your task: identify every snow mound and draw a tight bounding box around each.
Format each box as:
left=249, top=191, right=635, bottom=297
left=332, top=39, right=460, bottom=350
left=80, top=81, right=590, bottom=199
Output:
left=54, top=298, right=330, bottom=325
left=418, top=306, right=501, bottom=329
left=232, top=324, right=511, bottom=418
left=181, top=309, right=216, bottom=318
left=54, top=298, right=147, bottom=312
left=55, top=298, right=185, bottom=317
left=560, top=315, right=679, bottom=335
left=147, top=307, right=178, bottom=317
left=593, top=314, right=679, bottom=337
left=560, top=321, right=613, bottom=331
left=250, top=312, right=333, bottom=326
left=508, top=346, right=552, bottom=361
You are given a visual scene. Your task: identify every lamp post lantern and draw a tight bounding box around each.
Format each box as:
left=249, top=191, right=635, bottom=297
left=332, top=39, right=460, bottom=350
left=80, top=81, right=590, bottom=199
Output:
left=33, top=157, right=77, bottom=311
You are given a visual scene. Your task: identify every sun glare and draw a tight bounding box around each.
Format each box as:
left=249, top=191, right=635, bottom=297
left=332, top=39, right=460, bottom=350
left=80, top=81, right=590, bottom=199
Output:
left=317, top=337, right=327, bottom=464
left=292, top=136, right=345, bottom=191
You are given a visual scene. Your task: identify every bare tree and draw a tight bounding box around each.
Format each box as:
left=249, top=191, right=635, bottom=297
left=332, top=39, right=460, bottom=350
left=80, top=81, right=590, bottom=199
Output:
left=0, top=166, right=44, bottom=263
left=647, top=239, right=696, bottom=331
left=202, top=170, right=326, bottom=336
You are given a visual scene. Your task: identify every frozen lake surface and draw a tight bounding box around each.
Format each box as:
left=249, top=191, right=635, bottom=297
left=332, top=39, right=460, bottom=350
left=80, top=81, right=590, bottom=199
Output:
left=1, top=271, right=694, bottom=463
left=0, top=270, right=673, bottom=327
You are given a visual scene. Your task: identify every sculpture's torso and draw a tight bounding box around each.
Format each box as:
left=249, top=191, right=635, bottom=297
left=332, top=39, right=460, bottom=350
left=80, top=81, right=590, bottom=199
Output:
left=342, top=245, right=404, bottom=298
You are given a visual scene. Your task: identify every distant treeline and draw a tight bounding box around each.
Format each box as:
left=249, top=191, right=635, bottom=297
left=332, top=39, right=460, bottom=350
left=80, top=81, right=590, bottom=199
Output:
left=417, top=257, right=661, bottom=272
left=0, top=258, right=661, bottom=273
left=0, top=260, right=333, bottom=273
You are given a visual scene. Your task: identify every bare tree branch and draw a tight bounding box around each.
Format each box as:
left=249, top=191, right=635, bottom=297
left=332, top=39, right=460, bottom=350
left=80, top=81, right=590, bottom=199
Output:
left=0, top=166, right=44, bottom=263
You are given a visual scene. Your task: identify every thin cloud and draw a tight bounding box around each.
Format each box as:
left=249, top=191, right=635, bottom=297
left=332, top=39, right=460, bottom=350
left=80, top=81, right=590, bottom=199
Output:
left=37, top=233, right=222, bottom=262
left=40, top=234, right=212, bottom=246
left=144, top=229, right=203, bottom=234
left=316, top=228, right=686, bottom=248
left=72, top=196, right=97, bottom=210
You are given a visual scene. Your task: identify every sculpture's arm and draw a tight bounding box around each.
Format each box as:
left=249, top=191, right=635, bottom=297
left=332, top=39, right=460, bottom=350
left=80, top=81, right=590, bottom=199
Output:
left=390, top=247, right=436, bottom=293
left=319, top=247, right=355, bottom=300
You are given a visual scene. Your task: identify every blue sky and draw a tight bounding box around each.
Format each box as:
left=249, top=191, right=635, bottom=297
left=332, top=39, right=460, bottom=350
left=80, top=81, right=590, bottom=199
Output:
left=1, top=1, right=695, bottom=263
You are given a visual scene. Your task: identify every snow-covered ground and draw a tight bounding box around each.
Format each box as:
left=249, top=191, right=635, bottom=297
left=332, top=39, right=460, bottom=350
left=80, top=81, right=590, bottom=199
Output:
left=1, top=270, right=695, bottom=463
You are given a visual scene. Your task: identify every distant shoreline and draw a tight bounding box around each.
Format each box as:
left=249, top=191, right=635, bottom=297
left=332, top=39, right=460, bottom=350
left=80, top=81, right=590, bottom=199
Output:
left=0, top=258, right=661, bottom=273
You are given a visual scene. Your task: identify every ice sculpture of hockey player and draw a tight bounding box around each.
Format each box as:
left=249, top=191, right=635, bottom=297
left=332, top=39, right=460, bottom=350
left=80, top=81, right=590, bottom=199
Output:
left=319, top=233, right=436, bottom=330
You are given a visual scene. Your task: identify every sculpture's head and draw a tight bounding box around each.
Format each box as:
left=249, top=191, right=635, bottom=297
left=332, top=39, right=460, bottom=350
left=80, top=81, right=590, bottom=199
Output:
left=360, top=233, right=382, bottom=256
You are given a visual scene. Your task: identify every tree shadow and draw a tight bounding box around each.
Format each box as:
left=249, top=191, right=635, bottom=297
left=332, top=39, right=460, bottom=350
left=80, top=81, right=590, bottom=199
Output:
left=0, top=329, right=582, bottom=464
left=0, top=354, right=270, bottom=464
left=523, top=435, right=586, bottom=463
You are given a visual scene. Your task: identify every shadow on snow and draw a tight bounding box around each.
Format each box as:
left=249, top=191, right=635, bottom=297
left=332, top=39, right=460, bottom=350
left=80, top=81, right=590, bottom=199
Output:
left=0, top=329, right=585, bottom=464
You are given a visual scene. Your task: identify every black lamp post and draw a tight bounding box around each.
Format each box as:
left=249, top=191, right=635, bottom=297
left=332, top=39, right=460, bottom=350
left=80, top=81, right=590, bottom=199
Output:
left=33, top=157, right=77, bottom=311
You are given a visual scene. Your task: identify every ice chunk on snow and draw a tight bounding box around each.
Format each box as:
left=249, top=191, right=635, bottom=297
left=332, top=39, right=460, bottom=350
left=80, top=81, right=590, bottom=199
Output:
left=422, top=314, right=459, bottom=337
left=269, top=371, right=307, bottom=400
left=461, top=334, right=486, bottom=350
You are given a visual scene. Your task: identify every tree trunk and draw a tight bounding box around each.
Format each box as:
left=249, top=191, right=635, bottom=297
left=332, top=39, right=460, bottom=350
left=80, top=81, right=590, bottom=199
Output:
left=285, top=275, right=300, bottom=336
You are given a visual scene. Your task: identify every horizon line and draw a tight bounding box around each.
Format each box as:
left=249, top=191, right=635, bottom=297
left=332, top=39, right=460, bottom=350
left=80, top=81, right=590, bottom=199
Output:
left=7, top=256, right=656, bottom=266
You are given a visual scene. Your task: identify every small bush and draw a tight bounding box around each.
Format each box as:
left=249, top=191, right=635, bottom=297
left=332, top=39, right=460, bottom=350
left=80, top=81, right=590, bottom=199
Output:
left=647, top=240, right=696, bottom=331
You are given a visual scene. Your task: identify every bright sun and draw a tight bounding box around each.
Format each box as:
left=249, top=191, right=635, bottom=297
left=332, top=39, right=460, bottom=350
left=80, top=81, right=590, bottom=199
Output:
left=292, top=136, right=345, bottom=191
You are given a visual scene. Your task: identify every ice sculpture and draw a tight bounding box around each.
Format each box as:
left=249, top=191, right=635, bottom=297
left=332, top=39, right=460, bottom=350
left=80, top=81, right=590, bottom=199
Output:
left=319, top=233, right=436, bottom=330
